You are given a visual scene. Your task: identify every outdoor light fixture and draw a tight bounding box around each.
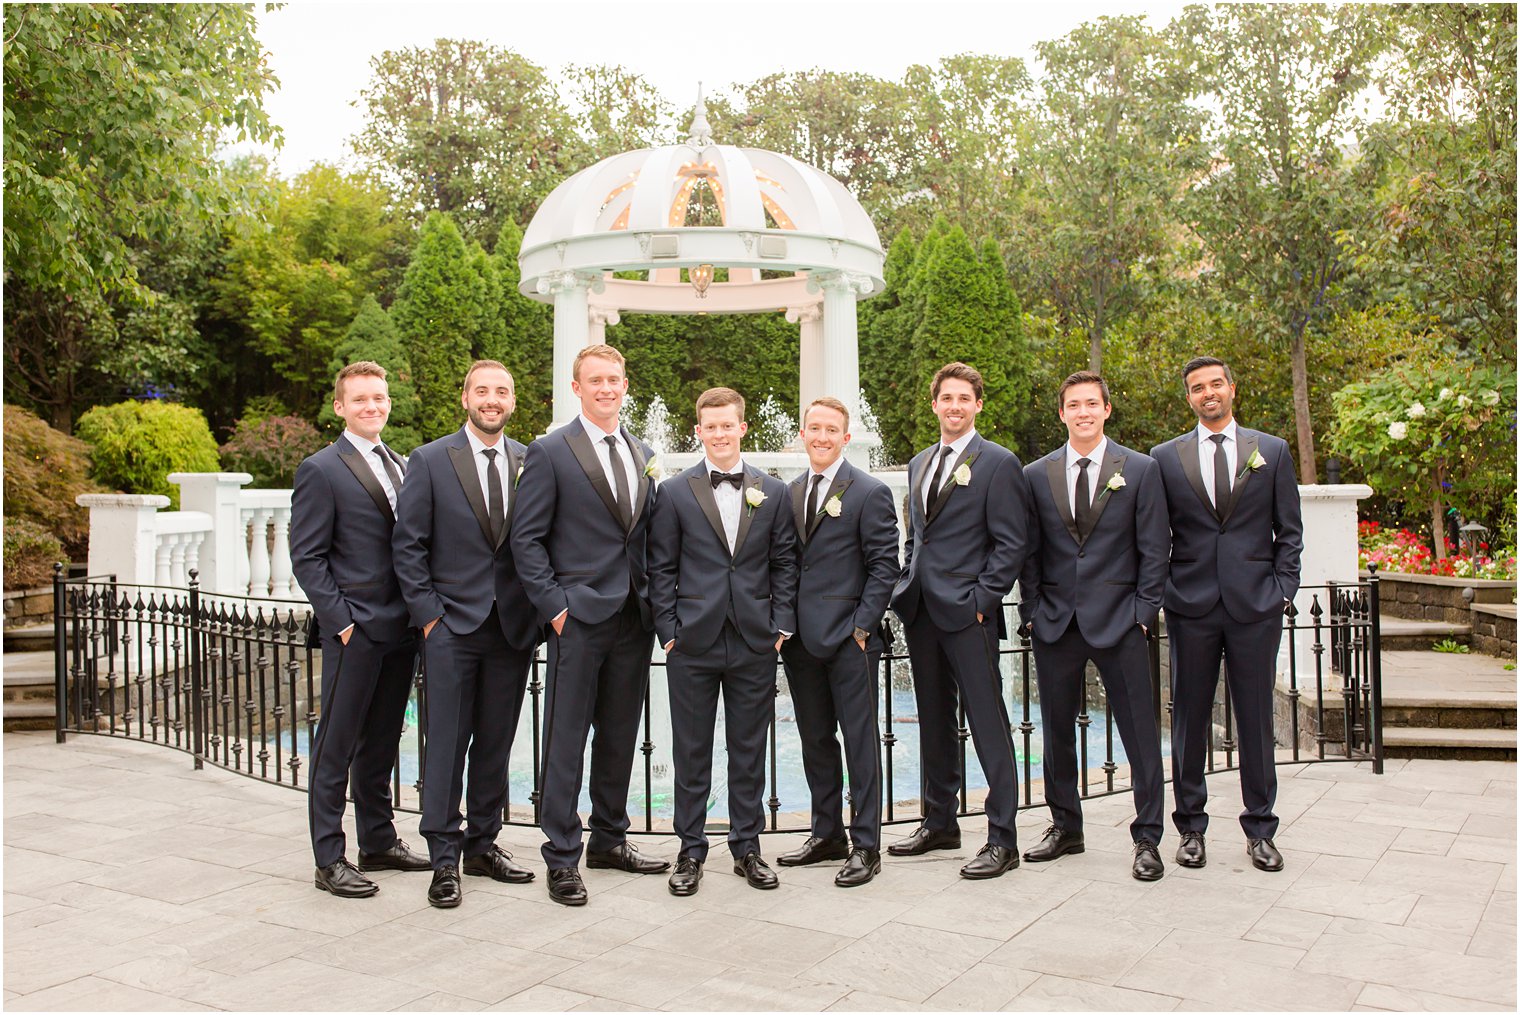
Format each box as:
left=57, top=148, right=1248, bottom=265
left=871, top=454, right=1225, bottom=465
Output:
left=690, top=263, right=714, bottom=297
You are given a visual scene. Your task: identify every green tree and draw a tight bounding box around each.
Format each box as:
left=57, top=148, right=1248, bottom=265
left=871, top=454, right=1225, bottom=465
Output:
left=860, top=229, right=922, bottom=464
left=489, top=221, right=555, bottom=438
left=319, top=295, right=424, bottom=454
left=75, top=401, right=220, bottom=509
left=566, top=64, right=673, bottom=159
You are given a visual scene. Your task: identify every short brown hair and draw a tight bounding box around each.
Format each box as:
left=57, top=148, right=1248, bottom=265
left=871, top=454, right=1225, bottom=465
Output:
left=803, top=397, right=850, bottom=431
left=1182, top=356, right=1234, bottom=388
left=1057, top=370, right=1110, bottom=409
left=574, top=344, right=626, bottom=382
left=463, top=359, right=513, bottom=390
left=695, top=386, right=745, bottom=418
left=334, top=361, right=387, bottom=404
left=932, top=362, right=984, bottom=401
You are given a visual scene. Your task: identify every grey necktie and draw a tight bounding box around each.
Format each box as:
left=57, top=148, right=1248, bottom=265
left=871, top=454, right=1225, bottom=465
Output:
left=482, top=447, right=505, bottom=545
left=1074, top=457, right=1095, bottom=538
left=604, top=434, right=633, bottom=529
left=373, top=445, right=402, bottom=496
left=925, top=445, right=955, bottom=508
left=1210, top=433, right=1230, bottom=518
left=805, top=473, right=826, bottom=531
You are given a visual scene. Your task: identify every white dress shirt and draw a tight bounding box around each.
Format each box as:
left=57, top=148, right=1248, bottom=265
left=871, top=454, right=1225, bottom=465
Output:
left=803, top=455, right=845, bottom=520
left=578, top=414, right=636, bottom=504
left=1196, top=420, right=1239, bottom=508
left=1064, top=436, right=1109, bottom=519
left=344, top=429, right=401, bottom=512
left=703, top=456, right=746, bottom=553
left=465, top=427, right=511, bottom=522
left=922, top=429, right=978, bottom=513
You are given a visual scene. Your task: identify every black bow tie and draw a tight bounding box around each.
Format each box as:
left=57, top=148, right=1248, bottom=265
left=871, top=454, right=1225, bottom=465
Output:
left=710, top=470, right=744, bottom=490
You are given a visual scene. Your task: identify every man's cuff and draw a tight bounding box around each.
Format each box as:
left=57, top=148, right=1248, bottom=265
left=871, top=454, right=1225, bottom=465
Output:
left=852, top=626, right=869, bottom=641
left=552, top=608, right=568, bottom=624
left=779, top=630, right=793, bottom=638
left=338, top=623, right=355, bottom=639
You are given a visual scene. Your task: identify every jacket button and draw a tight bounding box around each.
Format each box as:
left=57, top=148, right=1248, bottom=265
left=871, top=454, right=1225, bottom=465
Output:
left=1219, top=525, right=1226, bottom=534
left=802, top=564, right=809, bottom=571
left=1077, top=550, right=1085, bottom=558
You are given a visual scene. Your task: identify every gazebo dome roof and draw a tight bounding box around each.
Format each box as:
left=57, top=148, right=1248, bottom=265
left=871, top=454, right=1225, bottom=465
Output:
left=518, top=93, right=885, bottom=305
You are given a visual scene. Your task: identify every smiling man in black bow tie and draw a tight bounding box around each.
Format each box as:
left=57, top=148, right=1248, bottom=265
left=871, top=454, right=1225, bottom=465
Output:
left=777, top=398, right=900, bottom=887
left=1151, top=356, right=1303, bottom=873
left=648, top=387, right=798, bottom=896
left=1018, top=371, right=1169, bottom=881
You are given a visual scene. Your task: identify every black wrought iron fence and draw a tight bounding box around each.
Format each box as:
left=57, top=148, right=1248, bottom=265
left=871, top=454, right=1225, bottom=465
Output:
left=53, top=564, right=1384, bottom=835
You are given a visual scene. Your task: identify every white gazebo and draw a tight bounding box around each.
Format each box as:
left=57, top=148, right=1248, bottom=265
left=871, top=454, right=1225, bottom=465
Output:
left=518, top=92, right=887, bottom=462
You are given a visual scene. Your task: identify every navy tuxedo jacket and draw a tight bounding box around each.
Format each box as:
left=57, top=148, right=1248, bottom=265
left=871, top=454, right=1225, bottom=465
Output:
left=1017, top=441, right=1169, bottom=649
left=392, top=427, right=539, bottom=650
left=789, top=460, right=901, bottom=658
left=890, top=433, right=1032, bottom=637
left=290, top=434, right=411, bottom=644
left=648, top=462, right=799, bottom=656
left=1150, top=426, right=1304, bottom=624
left=510, top=422, right=657, bottom=630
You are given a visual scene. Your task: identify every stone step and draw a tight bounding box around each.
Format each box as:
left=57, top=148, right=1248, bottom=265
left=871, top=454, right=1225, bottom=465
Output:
left=3, top=624, right=52, bottom=653
left=1382, top=726, right=1517, bottom=762
left=3, top=651, right=55, bottom=692
left=1378, top=616, right=1471, bottom=652
left=2, top=699, right=55, bottom=732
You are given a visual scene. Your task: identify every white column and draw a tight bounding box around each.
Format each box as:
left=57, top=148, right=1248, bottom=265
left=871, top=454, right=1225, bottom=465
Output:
left=587, top=305, right=621, bottom=347
left=270, top=507, right=295, bottom=599
left=76, top=494, right=170, bottom=585
left=247, top=508, right=273, bottom=597
left=168, top=472, right=253, bottom=595
left=787, top=304, right=824, bottom=431
left=1278, top=483, right=1375, bottom=690
left=538, top=270, right=603, bottom=432
left=811, top=270, right=877, bottom=468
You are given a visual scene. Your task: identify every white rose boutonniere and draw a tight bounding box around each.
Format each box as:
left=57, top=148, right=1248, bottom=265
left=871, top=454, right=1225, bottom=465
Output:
left=823, top=495, right=843, bottom=518
left=1105, top=473, right=1126, bottom=493
left=953, top=463, right=972, bottom=487
left=1246, top=448, right=1267, bottom=471
left=744, top=486, right=766, bottom=513
left=643, top=457, right=659, bottom=478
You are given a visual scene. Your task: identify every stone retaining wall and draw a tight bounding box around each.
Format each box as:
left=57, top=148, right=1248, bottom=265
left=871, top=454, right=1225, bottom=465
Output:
left=1370, top=572, right=1517, bottom=624
left=1472, top=605, right=1517, bottom=659
left=3, top=587, right=52, bottom=629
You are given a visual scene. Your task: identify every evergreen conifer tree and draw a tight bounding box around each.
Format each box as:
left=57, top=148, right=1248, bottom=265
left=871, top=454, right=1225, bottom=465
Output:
left=320, top=294, right=424, bottom=453
left=392, top=213, right=482, bottom=439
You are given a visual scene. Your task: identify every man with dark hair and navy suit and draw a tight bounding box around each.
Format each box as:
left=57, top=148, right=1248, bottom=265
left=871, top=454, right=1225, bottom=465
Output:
left=1151, top=356, right=1303, bottom=873
left=292, top=361, right=431, bottom=898
left=889, top=362, right=1032, bottom=880
left=1018, top=371, right=1169, bottom=882
left=777, top=397, right=900, bottom=887
left=649, top=386, right=799, bottom=897
left=511, top=343, right=669, bottom=908
left=393, top=359, right=541, bottom=908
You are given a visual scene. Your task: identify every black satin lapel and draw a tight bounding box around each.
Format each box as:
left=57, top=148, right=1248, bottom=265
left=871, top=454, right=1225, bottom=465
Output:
left=1176, top=433, right=1216, bottom=519
left=626, top=429, right=650, bottom=526
left=447, top=441, right=495, bottom=547
left=1222, top=432, right=1258, bottom=525
left=928, top=437, right=980, bottom=526
left=790, top=475, right=807, bottom=541
left=566, top=425, right=623, bottom=526
left=732, top=469, right=761, bottom=558
left=1045, top=453, right=1080, bottom=545
left=810, top=473, right=855, bottom=539
left=688, top=473, right=731, bottom=557
left=1084, top=449, right=1125, bottom=542
left=500, top=450, right=521, bottom=549
left=338, top=441, right=394, bottom=523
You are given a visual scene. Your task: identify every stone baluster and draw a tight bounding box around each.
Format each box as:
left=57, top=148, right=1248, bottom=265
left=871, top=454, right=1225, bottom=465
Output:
left=270, top=505, right=296, bottom=599
left=247, top=508, right=273, bottom=597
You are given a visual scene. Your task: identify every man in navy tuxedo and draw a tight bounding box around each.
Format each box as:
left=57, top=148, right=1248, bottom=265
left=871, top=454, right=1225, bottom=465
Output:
left=393, top=360, right=541, bottom=907
left=511, top=344, right=669, bottom=907
left=1018, top=371, right=1169, bottom=881
left=889, top=362, right=1033, bottom=880
left=1151, top=356, right=1303, bottom=873
left=648, top=387, right=798, bottom=896
left=292, top=361, right=430, bottom=898
left=777, top=398, right=900, bottom=887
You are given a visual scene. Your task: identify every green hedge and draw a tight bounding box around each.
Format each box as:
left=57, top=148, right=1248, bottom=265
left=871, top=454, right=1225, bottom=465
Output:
left=3, top=517, right=66, bottom=590
left=75, top=401, right=220, bottom=510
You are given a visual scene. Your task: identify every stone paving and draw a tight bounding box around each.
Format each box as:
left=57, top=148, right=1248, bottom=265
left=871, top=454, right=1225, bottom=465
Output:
left=2, top=731, right=1515, bottom=1012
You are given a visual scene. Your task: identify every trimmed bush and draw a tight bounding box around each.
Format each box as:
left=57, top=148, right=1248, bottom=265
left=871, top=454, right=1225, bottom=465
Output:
left=220, top=415, right=327, bottom=488
left=75, top=401, right=220, bottom=509
left=2, top=405, right=104, bottom=557
left=3, top=517, right=67, bottom=590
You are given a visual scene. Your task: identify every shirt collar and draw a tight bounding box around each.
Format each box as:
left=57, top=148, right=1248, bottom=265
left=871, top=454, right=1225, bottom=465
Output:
left=938, top=428, right=977, bottom=457
left=344, top=429, right=382, bottom=449
left=466, top=427, right=505, bottom=458
left=1195, top=419, right=1239, bottom=445
left=808, top=455, right=845, bottom=486
left=578, top=413, right=621, bottom=443
left=1065, top=436, right=1108, bottom=471
left=703, top=456, right=747, bottom=477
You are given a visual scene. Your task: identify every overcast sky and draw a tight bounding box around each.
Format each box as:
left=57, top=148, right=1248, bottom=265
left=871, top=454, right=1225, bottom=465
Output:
left=241, top=0, right=1191, bottom=176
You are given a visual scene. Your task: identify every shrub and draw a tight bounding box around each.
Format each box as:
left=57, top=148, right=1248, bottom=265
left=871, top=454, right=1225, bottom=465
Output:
left=74, top=401, right=220, bottom=509
left=220, top=415, right=327, bottom=488
left=3, top=517, right=67, bottom=590
left=2, top=405, right=104, bottom=557
left=1358, top=520, right=1516, bottom=579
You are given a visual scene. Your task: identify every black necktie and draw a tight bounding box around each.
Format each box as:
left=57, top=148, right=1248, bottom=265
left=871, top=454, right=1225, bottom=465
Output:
left=711, top=471, right=743, bottom=490
left=482, top=447, right=505, bottom=545
left=1210, top=433, right=1230, bottom=518
left=605, top=434, right=633, bottom=528
left=373, top=445, right=402, bottom=495
left=805, top=473, right=826, bottom=530
left=925, top=444, right=955, bottom=508
left=1074, top=457, right=1094, bottom=539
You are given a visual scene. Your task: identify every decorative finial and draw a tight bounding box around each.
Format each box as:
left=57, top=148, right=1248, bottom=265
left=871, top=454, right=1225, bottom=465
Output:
left=687, top=82, right=713, bottom=148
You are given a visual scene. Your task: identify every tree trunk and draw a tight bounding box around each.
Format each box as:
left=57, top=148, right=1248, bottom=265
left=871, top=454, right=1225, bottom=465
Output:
left=1289, top=326, right=1317, bottom=482
left=1089, top=320, right=1103, bottom=374
left=1431, top=493, right=1448, bottom=561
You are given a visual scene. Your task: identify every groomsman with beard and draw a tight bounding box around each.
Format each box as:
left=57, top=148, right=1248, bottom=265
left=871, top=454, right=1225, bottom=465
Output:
left=777, top=398, right=900, bottom=887
left=889, top=362, right=1033, bottom=880
left=511, top=344, right=669, bottom=908
left=1151, top=357, right=1302, bottom=873
left=1018, top=371, right=1169, bottom=881
left=393, top=360, right=541, bottom=907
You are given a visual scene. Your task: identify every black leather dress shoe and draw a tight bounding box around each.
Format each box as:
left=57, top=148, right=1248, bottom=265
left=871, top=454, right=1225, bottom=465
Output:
left=835, top=848, right=881, bottom=888
left=778, top=835, right=851, bottom=867
left=1175, top=831, right=1207, bottom=868
left=1132, top=840, right=1164, bottom=881
left=428, top=866, right=461, bottom=908
left=960, top=844, right=1019, bottom=880
left=1021, top=825, right=1085, bottom=863
left=1247, top=837, right=1284, bottom=872
left=886, top=826, right=962, bottom=856
left=547, top=866, right=588, bottom=906
left=462, top=845, right=535, bottom=884
left=357, top=839, right=431, bottom=872
left=586, top=842, right=670, bottom=874
left=733, top=852, right=780, bottom=889
left=314, top=858, right=378, bottom=898
left=668, top=856, right=703, bottom=896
